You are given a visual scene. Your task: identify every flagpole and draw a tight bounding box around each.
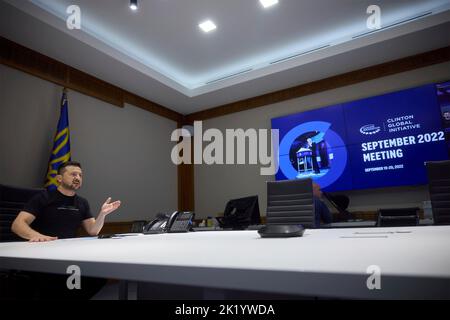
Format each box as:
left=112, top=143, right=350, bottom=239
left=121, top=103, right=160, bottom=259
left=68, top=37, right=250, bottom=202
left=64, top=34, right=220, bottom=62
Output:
left=44, top=88, right=72, bottom=190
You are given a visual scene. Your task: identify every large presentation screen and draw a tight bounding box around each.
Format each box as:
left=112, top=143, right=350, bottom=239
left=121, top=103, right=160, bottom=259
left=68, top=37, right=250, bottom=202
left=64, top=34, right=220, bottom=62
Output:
left=272, top=82, right=450, bottom=192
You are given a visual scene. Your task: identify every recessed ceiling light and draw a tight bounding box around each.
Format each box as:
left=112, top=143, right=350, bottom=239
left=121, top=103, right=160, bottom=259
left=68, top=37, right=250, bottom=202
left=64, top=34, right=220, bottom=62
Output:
left=129, top=0, right=138, bottom=11
left=259, top=0, right=279, bottom=9
left=199, top=20, right=217, bottom=33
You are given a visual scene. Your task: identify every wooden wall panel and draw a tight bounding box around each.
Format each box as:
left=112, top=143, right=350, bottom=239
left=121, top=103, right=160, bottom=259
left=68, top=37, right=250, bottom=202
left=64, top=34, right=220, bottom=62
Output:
left=0, top=36, right=66, bottom=86
left=66, top=67, right=123, bottom=107
left=185, top=46, right=450, bottom=122
left=176, top=122, right=195, bottom=211
left=0, top=36, right=182, bottom=119
left=123, top=92, right=182, bottom=122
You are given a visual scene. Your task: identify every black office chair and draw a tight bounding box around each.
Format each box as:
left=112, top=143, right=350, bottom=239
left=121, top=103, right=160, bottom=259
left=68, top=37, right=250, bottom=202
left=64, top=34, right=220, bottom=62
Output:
left=0, top=184, right=43, bottom=242
left=323, top=192, right=353, bottom=221
left=0, top=184, right=44, bottom=299
left=426, top=160, right=450, bottom=225
left=218, top=196, right=260, bottom=230
left=376, top=208, right=419, bottom=227
left=266, top=179, right=315, bottom=228
left=130, top=220, right=148, bottom=233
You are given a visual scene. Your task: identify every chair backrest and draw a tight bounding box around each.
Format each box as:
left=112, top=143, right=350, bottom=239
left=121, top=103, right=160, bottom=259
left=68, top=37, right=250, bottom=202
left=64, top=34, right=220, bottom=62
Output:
left=0, top=184, right=44, bottom=242
left=426, top=160, right=450, bottom=225
left=377, top=207, right=419, bottom=227
left=219, top=195, right=260, bottom=229
left=130, top=220, right=148, bottom=233
left=322, top=192, right=353, bottom=221
left=266, top=179, right=315, bottom=228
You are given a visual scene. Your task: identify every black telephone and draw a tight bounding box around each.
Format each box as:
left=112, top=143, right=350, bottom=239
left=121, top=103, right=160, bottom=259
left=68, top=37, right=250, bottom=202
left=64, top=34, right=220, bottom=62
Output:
left=167, top=211, right=195, bottom=233
left=143, top=211, right=195, bottom=234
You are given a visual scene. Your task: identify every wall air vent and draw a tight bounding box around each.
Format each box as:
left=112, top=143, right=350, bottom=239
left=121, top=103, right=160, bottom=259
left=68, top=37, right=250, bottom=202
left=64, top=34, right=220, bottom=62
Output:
left=205, top=68, right=253, bottom=84
left=269, top=44, right=330, bottom=65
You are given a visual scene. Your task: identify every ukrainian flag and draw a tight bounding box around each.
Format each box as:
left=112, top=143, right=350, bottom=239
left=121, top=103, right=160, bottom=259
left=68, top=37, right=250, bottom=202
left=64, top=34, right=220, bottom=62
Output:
left=44, top=89, right=71, bottom=190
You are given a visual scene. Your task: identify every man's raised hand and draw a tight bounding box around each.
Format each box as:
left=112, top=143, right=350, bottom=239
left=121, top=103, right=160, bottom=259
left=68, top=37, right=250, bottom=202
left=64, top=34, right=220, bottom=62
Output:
left=100, top=197, right=121, bottom=216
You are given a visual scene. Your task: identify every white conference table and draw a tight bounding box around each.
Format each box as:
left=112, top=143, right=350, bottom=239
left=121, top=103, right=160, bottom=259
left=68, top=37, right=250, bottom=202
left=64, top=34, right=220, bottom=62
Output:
left=324, top=218, right=434, bottom=228
left=1, top=226, right=450, bottom=299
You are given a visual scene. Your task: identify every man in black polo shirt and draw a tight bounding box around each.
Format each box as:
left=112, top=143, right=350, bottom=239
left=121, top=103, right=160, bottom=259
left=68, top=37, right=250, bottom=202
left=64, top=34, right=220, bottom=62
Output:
left=12, top=161, right=121, bottom=241
left=10, top=161, right=121, bottom=299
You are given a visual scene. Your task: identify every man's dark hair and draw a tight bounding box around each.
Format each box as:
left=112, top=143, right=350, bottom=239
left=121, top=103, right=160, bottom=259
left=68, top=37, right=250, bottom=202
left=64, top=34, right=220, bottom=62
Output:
left=57, top=161, right=82, bottom=175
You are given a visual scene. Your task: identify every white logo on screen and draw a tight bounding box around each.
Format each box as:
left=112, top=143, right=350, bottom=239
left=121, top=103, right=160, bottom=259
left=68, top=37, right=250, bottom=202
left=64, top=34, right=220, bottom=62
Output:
left=360, top=124, right=381, bottom=135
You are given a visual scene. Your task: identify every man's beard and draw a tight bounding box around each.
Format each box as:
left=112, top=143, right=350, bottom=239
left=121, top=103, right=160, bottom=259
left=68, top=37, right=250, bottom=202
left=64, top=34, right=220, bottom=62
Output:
left=61, top=180, right=80, bottom=191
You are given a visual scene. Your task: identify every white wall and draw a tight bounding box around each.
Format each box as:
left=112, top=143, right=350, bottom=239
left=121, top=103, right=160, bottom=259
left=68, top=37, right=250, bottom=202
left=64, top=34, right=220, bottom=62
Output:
left=0, top=64, right=178, bottom=222
left=195, top=62, right=450, bottom=218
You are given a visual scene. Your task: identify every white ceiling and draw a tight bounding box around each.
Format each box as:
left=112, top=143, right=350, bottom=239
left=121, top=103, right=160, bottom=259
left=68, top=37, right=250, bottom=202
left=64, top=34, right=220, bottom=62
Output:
left=1, top=0, right=450, bottom=114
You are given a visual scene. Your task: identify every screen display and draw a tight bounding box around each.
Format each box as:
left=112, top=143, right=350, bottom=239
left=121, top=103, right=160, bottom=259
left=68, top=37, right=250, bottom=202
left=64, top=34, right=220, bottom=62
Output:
left=272, top=81, right=450, bottom=192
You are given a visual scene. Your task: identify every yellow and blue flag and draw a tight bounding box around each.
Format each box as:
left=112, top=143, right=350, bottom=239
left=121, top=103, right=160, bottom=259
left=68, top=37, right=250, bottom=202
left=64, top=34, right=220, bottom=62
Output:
left=44, top=89, right=71, bottom=190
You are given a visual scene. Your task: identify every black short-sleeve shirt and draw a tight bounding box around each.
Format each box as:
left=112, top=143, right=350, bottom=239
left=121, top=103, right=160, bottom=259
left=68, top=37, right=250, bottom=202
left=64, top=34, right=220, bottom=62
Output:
left=23, top=190, right=93, bottom=239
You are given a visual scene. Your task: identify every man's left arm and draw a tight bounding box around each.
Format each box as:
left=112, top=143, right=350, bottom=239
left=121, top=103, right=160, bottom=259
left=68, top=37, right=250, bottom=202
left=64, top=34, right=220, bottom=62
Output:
left=82, top=197, right=121, bottom=236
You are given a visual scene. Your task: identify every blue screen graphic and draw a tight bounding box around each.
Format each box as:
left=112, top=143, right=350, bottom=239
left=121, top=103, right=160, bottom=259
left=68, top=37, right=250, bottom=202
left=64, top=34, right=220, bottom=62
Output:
left=272, top=82, right=449, bottom=192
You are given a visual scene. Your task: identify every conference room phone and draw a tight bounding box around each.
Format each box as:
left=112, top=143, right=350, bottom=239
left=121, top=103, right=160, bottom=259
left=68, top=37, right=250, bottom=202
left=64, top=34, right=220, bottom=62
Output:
left=143, top=211, right=195, bottom=234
